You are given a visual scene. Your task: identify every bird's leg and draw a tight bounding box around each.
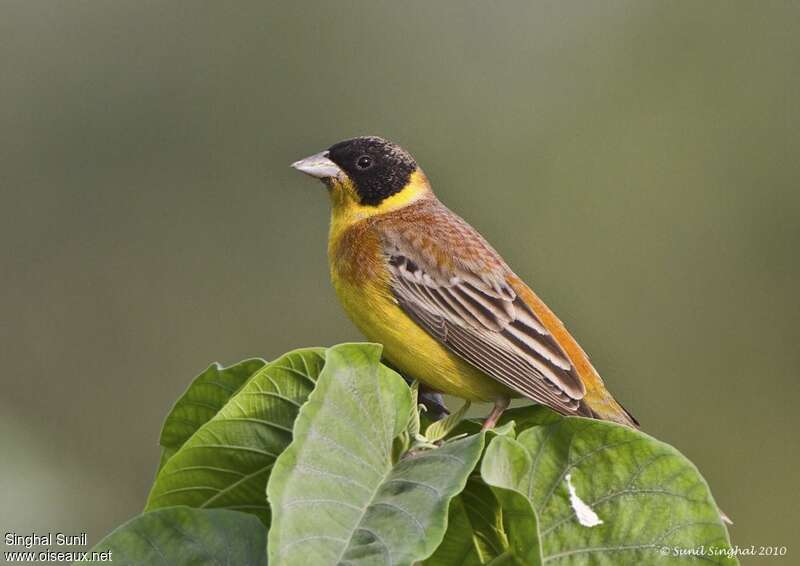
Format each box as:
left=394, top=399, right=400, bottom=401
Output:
left=482, top=398, right=511, bottom=430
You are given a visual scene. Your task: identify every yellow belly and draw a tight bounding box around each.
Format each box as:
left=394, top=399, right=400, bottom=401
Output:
left=332, top=274, right=514, bottom=402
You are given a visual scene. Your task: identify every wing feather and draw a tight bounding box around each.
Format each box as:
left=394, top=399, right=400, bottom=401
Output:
left=386, top=244, right=587, bottom=414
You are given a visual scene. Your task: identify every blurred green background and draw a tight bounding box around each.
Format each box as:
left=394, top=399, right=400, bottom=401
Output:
left=1, top=1, right=797, bottom=561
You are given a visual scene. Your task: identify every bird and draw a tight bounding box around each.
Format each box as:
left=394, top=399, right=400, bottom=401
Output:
left=291, top=136, right=637, bottom=429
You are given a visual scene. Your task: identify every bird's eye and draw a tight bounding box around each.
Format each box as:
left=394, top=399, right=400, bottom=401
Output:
left=356, top=155, right=373, bottom=169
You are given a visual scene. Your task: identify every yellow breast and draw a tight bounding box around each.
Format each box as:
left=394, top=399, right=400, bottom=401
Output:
left=327, top=215, right=513, bottom=402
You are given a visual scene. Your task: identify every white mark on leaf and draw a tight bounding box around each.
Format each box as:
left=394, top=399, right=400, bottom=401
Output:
left=565, top=473, right=603, bottom=527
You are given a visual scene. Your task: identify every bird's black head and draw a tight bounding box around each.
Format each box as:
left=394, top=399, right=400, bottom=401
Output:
left=326, top=136, right=418, bottom=206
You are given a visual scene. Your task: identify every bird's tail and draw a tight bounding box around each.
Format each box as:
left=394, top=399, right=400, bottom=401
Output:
left=505, top=276, right=639, bottom=429
left=581, top=392, right=640, bottom=428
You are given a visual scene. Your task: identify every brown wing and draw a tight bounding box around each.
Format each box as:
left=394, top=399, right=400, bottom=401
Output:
left=381, top=202, right=589, bottom=415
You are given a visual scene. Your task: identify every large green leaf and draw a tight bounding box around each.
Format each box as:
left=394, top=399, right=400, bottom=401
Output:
left=146, top=347, right=326, bottom=525
left=80, top=506, right=267, bottom=565
left=267, top=342, right=485, bottom=566
left=158, top=358, right=266, bottom=471
left=482, top=417, right=737, bottom=565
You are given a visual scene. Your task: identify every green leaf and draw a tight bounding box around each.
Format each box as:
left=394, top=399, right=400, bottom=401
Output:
left=483, top=417, right=738, bottom=565
left=425, top=399, right=471, bottom=442
left=423, top=494, right=484, bottom=566
left=157, top=358, right=266, bottom=472
left=496, top=404, right=561, bottom=431
left=462, top=475, right=511, bottom=561
left=267, top=342, right=485, bottom=566
left=490, top=420, right=517, bottom=438
left=80, top=506, right=267, bottom=565
left=425, top=475, right=508, bottom=565
left=482, top=437, right=543, bottom=565
left=146, top=347, right=326, bottom=525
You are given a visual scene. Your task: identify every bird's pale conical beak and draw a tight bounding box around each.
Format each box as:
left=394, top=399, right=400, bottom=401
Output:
left=290, top=151, right=343, bottom=179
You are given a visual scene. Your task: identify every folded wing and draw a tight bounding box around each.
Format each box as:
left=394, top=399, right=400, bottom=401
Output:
left=384, top=222, right=589, bottom=415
